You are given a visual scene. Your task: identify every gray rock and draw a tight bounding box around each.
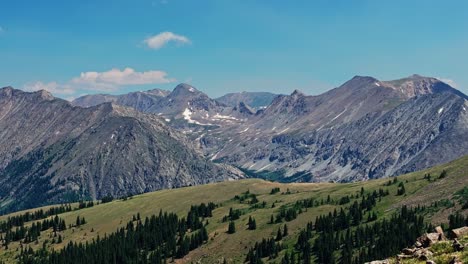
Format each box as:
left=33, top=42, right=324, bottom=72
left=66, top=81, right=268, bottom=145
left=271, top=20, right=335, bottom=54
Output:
left=417, top=233, right=441, bottom=247
left=413, top=248, right=433, bottom=260
left=365, top=260, right=390, bottom=264
left=414, top=241, right=423, bottom=248
left=450, top=226, right=468, bottom=239
left=453, top=239, right=464, bottom=251
left=449, top=256, right=463, bottom=264
left=402, top=247, right=416, bottom=255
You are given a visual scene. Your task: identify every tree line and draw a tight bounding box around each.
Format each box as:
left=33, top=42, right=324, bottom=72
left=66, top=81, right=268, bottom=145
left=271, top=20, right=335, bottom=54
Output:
left=17, top=203, right=214, bottom=264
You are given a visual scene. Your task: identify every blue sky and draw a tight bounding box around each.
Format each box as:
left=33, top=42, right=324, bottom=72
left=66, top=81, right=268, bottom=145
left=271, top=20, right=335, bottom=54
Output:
left=1, top=0, right=468, bottom=99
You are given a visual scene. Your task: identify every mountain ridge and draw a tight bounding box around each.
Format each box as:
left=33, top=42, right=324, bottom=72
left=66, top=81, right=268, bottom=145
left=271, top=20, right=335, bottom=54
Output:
left=0, top=87, right=243, bottom=213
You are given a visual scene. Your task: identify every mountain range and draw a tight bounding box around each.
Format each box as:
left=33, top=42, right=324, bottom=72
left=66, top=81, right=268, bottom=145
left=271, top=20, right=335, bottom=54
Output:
left=73, top=74, right=468, bottom=182
left=0, top=87, right=242, bottom=213
left=1, top=74, right=467, bottom=212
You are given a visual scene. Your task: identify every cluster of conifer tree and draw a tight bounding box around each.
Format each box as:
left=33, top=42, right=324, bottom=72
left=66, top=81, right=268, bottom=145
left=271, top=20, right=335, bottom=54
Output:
left=78, top=201, right=95, bottom=209
left=270, top=187, right=281, bottom=194
left=187, top=202, right=216, bottom=230
left=75, top=216, right=86, bottom=227
left=245, top=237, right=282, bottom=263
left=0, top=205, right=72, bottom=233
left=17, top=203, right=213, bottom=263
left=100, top=195, right=114, bottom=203
left=245, top=224, right=289, bottom=263
left=288, top=205, right=426, bottom=264
left=275, top=207, right=298, bottom=223
left=448, top=212, right=468, bottom=230
left=234, top=190, right=258, bottom=204
left=247, top=216, right=257, bottom=230
left=1, top=215, right=67, bottom=249
left=222, top=207, right=243, bottom=222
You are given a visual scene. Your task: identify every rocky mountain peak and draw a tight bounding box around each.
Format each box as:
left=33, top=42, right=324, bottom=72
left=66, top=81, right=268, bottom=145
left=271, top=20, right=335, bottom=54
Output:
left=0, top=86, right=55, bottom=101
left=337, top=76, right=381, bottom=92
left=291, top=89, right=305, bottom=97
left=145, top=88, right=170, bottom=97
left=34, top=89, right=55, bottom=101
left=0, top=86, right=14, bottom=97
left=171, top=83, right=203, bottom=97
left=349, top=75, right=379, bottom=84
left=384, top=75, right=467, bottom=99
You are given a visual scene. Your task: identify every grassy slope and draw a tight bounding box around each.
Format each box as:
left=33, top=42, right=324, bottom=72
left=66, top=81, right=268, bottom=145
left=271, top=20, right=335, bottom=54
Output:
left=0, top=155, right=467, bottom=263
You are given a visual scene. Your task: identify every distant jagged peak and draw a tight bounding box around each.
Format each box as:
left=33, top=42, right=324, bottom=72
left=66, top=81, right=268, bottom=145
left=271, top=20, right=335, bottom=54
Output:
left=336, top=75, right=382, bottom=92
left=34, top=89, right=55, bottom=100
left=0, top=86, right=14, bottom=91
left=92, top=101, right=151, bottom=120
left=171, top=83, right=202, bottom=96
left=291, top=89, right=305, bottom=97
left=386, top=74, right=437, bottom=85
left=144, top=88, right=170, bottom=97
left=383, top=74, right=467, bottom=99
left=348, top=75, right=380, bottom=84
left=0, top=86, right=15, bottom=97
left=351, top=75, right=379, bottom=81
left=0, top=86, right=55, bottom=101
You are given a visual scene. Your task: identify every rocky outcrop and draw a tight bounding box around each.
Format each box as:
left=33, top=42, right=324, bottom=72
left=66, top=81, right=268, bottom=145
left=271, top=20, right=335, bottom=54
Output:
left=367, top=226, right=468, bottom=264
left=450, top=226, right=468, bottom=239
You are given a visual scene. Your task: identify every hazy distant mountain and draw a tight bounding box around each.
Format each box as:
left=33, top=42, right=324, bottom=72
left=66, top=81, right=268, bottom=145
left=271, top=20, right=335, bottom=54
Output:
left=72, top=88, right=170, bottom=110
left=71, top=94, right=119, bottom=107
left=215, top=92, right=280, bottom=108
left=74, top=84, right=254, bottom=128
left=0, top=87, right=242, bottom=213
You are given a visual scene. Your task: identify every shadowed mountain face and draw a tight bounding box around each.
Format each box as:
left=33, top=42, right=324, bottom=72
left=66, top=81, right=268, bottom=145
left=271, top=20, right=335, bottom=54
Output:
left=0, top=87, right=243, bottom=213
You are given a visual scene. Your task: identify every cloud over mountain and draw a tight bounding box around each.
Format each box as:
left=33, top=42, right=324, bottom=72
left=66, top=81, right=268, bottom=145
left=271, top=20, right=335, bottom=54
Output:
left=23, top=67, right=175, bottom=97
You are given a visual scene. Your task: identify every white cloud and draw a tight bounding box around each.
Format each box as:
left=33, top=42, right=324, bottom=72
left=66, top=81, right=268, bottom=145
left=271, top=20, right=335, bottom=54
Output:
left=71, top=67, right=174, bottom=87
left=24, top=67, right=176, bottom=97
left=144, top=31, right=191, bottom=50
left=436, top=77, right=458, bottom=88
left=0, top=26, right=4, bottom=33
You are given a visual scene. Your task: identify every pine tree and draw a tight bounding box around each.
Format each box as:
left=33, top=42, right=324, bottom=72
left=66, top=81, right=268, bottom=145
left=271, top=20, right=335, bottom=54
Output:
left=248, top=216, right=257, bottom=230
left=227, top=221, right=236, bottom=234
left=397, top=182, right=406, bottom=196
left=276, top=227, right=283, bottom=241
